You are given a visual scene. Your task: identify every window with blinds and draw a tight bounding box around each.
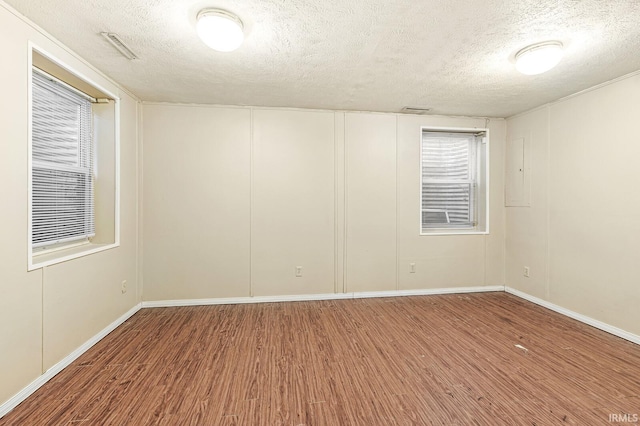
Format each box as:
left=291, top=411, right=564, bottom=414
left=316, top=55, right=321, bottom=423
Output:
left=31, top=68, right=95, bottom=249
left=421, top=129, right=488, bottom=233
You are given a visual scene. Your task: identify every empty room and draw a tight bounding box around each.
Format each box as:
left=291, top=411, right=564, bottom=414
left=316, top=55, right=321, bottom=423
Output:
left=1, top=0, right=639, bottom=424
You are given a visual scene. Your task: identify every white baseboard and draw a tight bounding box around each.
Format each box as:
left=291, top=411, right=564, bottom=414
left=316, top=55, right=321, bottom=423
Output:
left=0, top=303, right=141, bottom=419
left=505, top=287, right=640, bottom=345
left=353, top=286, right=505, bottom=299
left=142, top=292, right=352, bottom=307
left=142, top=285, right=505, bottom=308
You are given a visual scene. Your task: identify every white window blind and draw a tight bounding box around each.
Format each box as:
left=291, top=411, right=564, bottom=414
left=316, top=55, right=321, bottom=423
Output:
left=421, top=131, right=480, bottom=229
left=31, top=68, right=95, bottom=248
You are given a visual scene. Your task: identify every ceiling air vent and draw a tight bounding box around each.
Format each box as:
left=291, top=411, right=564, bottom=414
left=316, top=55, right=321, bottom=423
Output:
left=101, top=32, right=138, bottom=60
left=401, top=107, right=432, bottom=114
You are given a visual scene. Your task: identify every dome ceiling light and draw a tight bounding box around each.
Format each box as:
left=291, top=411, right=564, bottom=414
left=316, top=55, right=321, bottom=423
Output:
left=515, top=41, right=564, bottom=75
left=196, top=9, right=244, bottom=52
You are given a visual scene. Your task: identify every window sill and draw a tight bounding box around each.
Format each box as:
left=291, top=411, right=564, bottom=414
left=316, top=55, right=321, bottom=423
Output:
left=29, top=241, right=119, bottom=271
left=420, top=229, right=489, bottom=236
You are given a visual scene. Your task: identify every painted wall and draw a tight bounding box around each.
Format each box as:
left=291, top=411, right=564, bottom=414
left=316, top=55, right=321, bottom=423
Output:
left=0, top=4, right=140, bottom=405
left=142, top=105, right=251, bottom=300
left=505, top=73, right=640, bottom=335
left=142, top=105, right=506, bottom=301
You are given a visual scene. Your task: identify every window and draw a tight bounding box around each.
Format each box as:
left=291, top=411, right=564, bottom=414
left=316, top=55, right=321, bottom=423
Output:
left=420, top=128, right=489, bottom=234
left=31, top=69, right=95, bottom=249
left=28, top=46, right=119, bottom=270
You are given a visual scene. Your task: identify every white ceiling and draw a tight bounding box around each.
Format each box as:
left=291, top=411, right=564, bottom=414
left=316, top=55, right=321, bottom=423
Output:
left=8, top=0, right=640, bottom=117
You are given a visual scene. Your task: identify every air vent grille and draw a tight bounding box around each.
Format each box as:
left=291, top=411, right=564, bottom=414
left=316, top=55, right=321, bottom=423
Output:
left=401, top=107, right=432, bottom=114
left=400, top=107, right=431, bottom=114
left=101, top=32, right=138, bottom=60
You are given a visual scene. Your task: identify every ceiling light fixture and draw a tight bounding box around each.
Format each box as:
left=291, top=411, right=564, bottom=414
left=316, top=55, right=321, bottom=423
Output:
left=515, top=41, right=564, bottom=75
left=196, top=9, right=244, bottom=52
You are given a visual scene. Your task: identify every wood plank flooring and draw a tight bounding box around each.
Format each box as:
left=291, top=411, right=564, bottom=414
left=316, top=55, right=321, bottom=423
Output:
left=2, top=292, right=639, bottom=425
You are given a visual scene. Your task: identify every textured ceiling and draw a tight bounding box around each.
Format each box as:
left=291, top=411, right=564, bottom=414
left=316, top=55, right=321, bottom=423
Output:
left=7, top=0, right=640, bottom=117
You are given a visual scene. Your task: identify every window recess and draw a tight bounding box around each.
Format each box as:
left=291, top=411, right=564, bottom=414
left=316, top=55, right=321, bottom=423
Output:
left=420, top=128, right=489, bottom=235
left=28, top=47, right=120, bottom=270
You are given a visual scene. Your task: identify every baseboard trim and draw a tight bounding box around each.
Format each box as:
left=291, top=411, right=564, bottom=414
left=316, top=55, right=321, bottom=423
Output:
left=0, top=303, right=141, bottom=419
left=142, top=293, right=352, bottom=307
left=141, top=286, right=505, bottom=308
left=353, top=286, right=505, bottom=299
left=505, top=287, right=640, bottom=345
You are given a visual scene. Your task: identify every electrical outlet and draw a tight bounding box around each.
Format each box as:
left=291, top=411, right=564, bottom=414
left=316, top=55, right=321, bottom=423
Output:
left=409, top=262, right=416, bottom=273
left=524, top=267, right=530, bottom=278
left=121, top=280, right=127, bottom=294
left=295, top=266, right=302, bottom=277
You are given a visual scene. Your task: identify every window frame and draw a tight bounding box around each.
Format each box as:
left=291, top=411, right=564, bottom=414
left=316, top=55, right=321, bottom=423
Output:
left=419, top=126, right=490, bottom=236
left=27, top=43, right=121, bottom=271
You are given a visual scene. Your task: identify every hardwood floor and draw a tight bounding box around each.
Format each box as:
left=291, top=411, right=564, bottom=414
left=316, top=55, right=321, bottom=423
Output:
left=2, top=292, right=639, bottom=425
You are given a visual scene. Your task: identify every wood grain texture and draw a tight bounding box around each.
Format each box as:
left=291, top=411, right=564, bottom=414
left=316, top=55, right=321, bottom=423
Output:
left=2, top=293, right=639, bottom=425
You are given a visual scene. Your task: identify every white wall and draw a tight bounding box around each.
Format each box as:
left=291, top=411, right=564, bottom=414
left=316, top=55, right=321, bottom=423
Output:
left=398, top=115, right=505, bottom=290
left=506, top=73, right=640, bottom=335
left=142, top=105, right=251, bottom=300
left=252, top=109, right=337, bottom=296
left=142, top=105, right=506, bottom=301
left=345, top=113, right=397, bottom=292
left=0, top=3, right=140, bottom=405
